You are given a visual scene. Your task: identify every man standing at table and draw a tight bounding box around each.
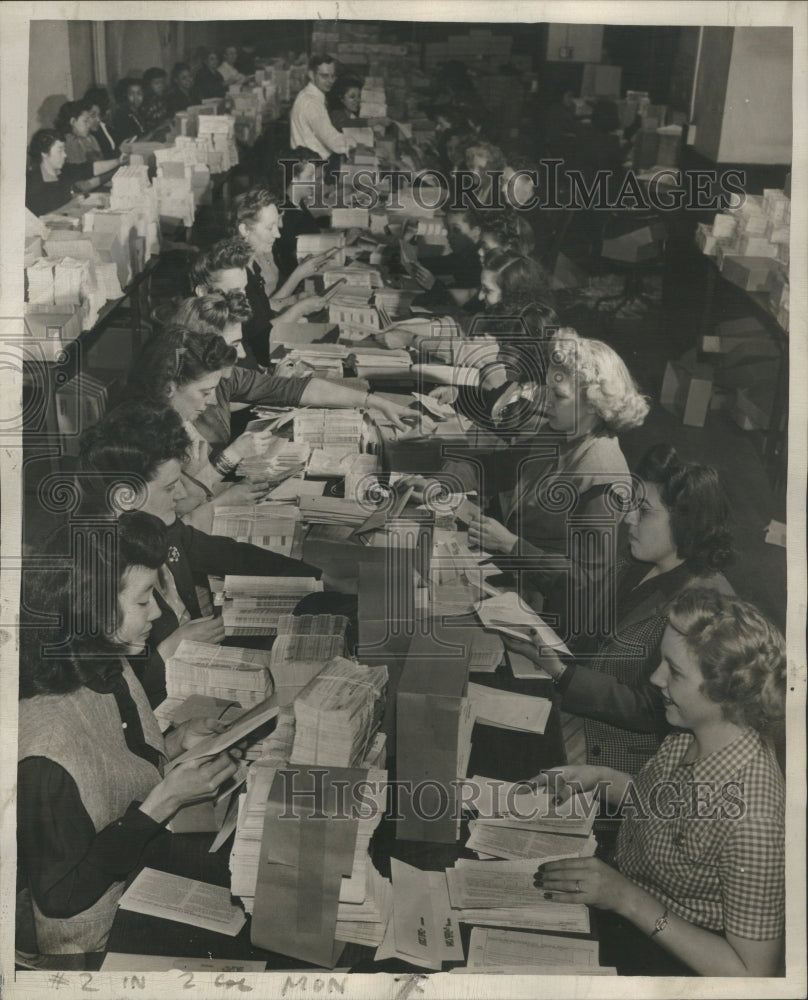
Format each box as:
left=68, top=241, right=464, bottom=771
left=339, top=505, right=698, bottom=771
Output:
left=290, top=54, right=356, bottom=182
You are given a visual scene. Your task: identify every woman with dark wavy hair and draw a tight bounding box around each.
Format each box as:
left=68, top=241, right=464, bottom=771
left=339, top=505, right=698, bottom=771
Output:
left=17, top=512, right=239, bottom=955
left=508, top=442, right=735, bottom=775
left=126, top=325, right=277, bottom=524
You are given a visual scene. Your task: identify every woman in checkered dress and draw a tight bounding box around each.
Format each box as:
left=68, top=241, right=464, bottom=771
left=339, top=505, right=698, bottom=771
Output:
left=533, top=589, right=785, bottom=976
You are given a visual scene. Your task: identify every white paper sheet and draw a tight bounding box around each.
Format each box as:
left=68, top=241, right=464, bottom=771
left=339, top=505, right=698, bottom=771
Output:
left=117, top=869, right=246, bottom=936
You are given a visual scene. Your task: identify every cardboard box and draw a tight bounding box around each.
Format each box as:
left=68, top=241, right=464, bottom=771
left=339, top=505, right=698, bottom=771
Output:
left=602, top=222, right=666, bottom=264
left=660, top=357, right=713, bottom=427
left=24, top=304, right=83, bottom=358
left=701, top=316, right=769, bottom=353
left=396, top=628, right=471, bottom=843
left=721, top=255, right=781, bottom=292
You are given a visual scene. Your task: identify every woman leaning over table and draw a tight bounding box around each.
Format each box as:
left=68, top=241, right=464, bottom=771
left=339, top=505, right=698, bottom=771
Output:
left=506, top=443, right=735, bottom=779
left=25, top=129, right=122, bottom=217
left=125, top=324, right=278, bottom=528
left=16, top=511, right=239, bottom=957
left=466, top=328, right=649, bottom=639
left=531, top=588, right=785, bottom=977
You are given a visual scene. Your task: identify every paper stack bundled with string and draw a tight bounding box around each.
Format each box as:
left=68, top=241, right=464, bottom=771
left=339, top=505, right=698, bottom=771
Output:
left=216, top=576, right=323, bottom=636
left=212, top=501, right=303, bottom=558
left=163, top=639, right=273, bottom=707
left=290, top=656, right=388, bottom=768
left=268, top=613, right=348, bottom=706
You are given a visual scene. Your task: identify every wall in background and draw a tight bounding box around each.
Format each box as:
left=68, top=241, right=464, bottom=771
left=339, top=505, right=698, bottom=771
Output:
left=27, top=21, right=74, bottom=138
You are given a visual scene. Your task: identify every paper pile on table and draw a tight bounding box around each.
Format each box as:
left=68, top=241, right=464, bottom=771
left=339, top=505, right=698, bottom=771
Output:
left=164, top=639, right=272, bottom=707
left=445, top=859, right=590, bottom=933
left=293, top=407, right=368, bottom=449
left=268, top=613, right=348, bottom=705
left=212, top=501, right=302, bottom=558
left=217, top=576, right=323, bottom=636
left=291, top=656, right=388, bottom=767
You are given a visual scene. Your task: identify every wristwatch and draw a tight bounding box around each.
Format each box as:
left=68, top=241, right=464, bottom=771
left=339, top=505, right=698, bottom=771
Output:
left=650, top=906, right=670, bottom=938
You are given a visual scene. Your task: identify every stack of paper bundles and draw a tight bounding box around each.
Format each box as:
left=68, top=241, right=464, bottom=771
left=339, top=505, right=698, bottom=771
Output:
left=165, top=639, right=272, bottom=707
left=268, top=613, right=348, bottom=706
left=219, top=576, right=323, bottom=636
left=293, top=408, right=368, bottom=450
left=212, top=502, right=301, bottom=558
left=290, top=656, right=388, bottom=767
left=445, top=859, right=590, bottom=933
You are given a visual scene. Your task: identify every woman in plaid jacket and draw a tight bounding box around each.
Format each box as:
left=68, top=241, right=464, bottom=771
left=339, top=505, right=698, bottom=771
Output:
left=533, top=589, right=785, bottom=976
left=507, top=443, right=734, bottom=775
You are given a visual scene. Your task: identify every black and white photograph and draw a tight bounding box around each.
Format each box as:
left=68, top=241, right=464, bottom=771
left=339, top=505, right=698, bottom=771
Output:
left=0, top=2, right=805, bottom=997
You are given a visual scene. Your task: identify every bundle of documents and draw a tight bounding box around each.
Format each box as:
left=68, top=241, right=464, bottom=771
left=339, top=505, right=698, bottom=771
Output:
left=445, top=859, right=590, bottom=934
left=212, top=502, right=302, bottom=558
left=286, top=343, right=348, bottom=377
left=154, top=175, right=195, bottom=226
left=374, top=860, right=463, bottom=970
left=474, top=591, right=571, bottom=655
left=464, top=927, right=612, bottom=974
left=321, top=265, right=383, bottom=290
left=110, top=164, right=152, bottom=208
left=165, top=640, right=273, bottom=707
left=237, top=439, right=311, bottom=484
left=298, top=495, right=372, bottom=527
left=466, top=682, right=552, bottom=735
left=465, top=822, right=597, bottom=862
left=336, top=862, right=393, bottom=948
left=268, top=613, right=348, bottom=705
left=306, top=447, right=365, bottom=479
left=297, top=232, right=346, bottom=265
left=348, top=348, right=412, bottom=379
left=293, top=408, right=368, bottom=450
left=218, top=576, right=323, bottom=636
left=462, top=775, right=596, bottom=836
left=290, top=656, right=388, bottom=767
left=25, top=258, right=55, bottom=305
left=328, top=293, right=380, bottom=332
left=52, top=257, right=90, bottom=306
left=359, top=86, right=387, bottom=118
left=331, top=207, right=371, bottom=229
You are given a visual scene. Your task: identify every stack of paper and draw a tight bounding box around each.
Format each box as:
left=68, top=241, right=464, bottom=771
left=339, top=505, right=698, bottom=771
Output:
left=466, top=682, right=552, bottom=735
left=52, top=257, right=89, bottom=305
left=375, top=860, right=463, bottom=969
left=212, top=502, right=302, bottom=558
left=359, top=86, right=387, bottom=119
left=474, top=591, right=571, bottom=655
left=349, top=348, right=412, bottom=379
left=465, top=823, right=597, bottom=862
left=269, top=613, right=348, bottom=705
left=165, top=640, right=272, bottom=706
left=293, top=408, right=368, bottom=450
left=286, top=343, right=348, bottom=377
left=321, top=265, right=382, bottom=290
left=291, top=656, right=388, bottom=767
left=445, top=860, right=590, bottom=933
left=219, top=576, right=323, bottom=636
left=328, top=292, right=380, bottom=332
left=25, top=259, right=55, bottom=305
left=335, top=863, right=393, bottom=947
left=464, top=927, right=611, bottom=974
left=298, top=495, right=372, bottom=527
left=237, top=438, right=311, bottom=484
left=297, top=232, right=346, bottom=265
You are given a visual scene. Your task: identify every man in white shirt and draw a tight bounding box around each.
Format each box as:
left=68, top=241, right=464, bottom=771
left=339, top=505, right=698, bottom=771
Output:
left=290, top=54, right=358, bottom=160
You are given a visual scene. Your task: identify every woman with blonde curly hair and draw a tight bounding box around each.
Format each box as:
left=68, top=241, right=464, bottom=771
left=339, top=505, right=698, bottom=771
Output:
left=467, top=328, right=649, bottom=638
left=532, top=589, right=785, bottom=976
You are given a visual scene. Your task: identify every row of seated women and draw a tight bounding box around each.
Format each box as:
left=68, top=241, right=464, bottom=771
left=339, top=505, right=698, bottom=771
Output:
left=18, top=159, right=786, bottom=973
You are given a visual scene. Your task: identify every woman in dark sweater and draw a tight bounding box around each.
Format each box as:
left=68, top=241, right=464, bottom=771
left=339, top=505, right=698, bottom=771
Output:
left=17, top=511, right=239, bottom=955
left=25, top=129, right=121, bottom=217
left=77, top=401, right=322, bottom=706
left=195, top=50, right=227, bottom=101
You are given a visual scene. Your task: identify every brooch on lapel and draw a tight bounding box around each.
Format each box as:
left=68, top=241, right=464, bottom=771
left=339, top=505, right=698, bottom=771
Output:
left=167, top=545, right=180, bottom=564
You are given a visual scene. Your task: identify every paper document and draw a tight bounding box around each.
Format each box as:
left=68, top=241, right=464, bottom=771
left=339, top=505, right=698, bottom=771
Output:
left=467, top=927, right=600, bottom=969
left=465, top=824, right=598, bottom=862
left=475, top=591, right=571, bottom=655
left=464, top=775, right=596, bottom=834
left=118, top=869, right=246, bottom=936
left=467, top=682, right=552, bottom=734
left=170, top=692, right=280, bottom=765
